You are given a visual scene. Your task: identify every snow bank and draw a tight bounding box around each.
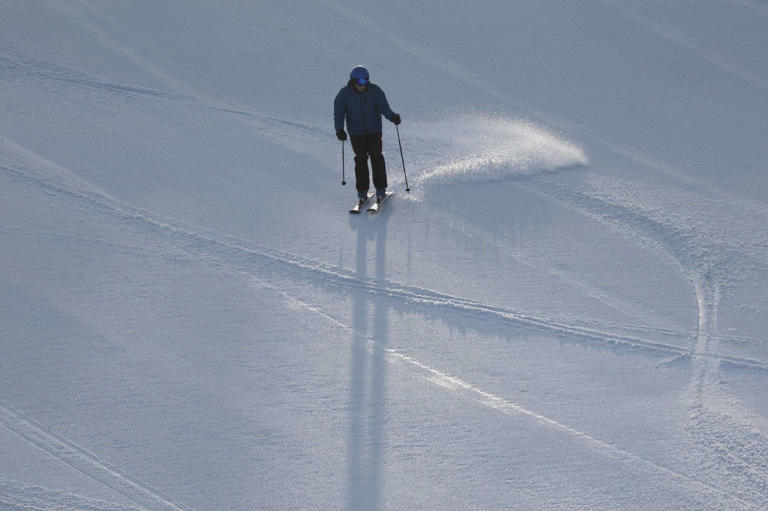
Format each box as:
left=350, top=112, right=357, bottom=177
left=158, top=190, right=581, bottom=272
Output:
left=410, top=114, right=587, bottom=187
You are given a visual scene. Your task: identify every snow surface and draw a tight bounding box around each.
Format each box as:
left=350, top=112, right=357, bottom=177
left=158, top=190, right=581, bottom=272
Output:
left=1, top=1, right=768, bottom=509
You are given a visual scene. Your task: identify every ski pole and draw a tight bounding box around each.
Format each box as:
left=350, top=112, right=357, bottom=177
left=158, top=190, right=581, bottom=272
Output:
left=341, top=140, right=347, bottom=186
left=396, top=124, right=410, bottom=192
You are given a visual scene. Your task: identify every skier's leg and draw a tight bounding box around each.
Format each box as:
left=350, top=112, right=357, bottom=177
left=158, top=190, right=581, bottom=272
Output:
left=350, top=134, right=370, bottom=198
left=368, top=132, right=387, bottom=195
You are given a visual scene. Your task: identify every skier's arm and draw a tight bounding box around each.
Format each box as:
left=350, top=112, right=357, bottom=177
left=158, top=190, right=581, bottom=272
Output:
left=333, top=90, right=346, bottom=133
left=376, top=87, right=396, bottom=122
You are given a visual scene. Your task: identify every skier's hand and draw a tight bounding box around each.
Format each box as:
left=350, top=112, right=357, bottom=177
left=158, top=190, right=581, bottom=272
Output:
left=336, top=130, right=347, bottom=141
left=392, top=113, right=402, bottom=125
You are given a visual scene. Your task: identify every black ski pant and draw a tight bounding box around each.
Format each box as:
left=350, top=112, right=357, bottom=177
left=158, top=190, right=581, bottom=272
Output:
left=350, top=132, right=387, bottom=194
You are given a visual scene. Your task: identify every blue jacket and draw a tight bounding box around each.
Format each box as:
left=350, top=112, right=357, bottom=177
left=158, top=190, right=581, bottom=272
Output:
left=334, top=81, right=395, bottom=135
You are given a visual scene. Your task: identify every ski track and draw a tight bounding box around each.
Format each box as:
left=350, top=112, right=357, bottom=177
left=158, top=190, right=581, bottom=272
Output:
left=4, top=28, right=768, bottom=505
left=3, top=149, right=768, bottom=506
left=523, top=178, right=768, bottom=507
left=4, top=183, right=766, bottom=510
left=0, top=479, right=141, bottom=511
left=0, top=44, right=654, bottom=342
left=0, top=403, right=191, bottom=511
left=685, top=277, right=768, bottom=505
left=4, top=142, right=768, bottom=508
left=253, top=276, right=757, bottom=509
left=1, top=161, right=765, bottom=374
left=0, top=48, right=327, bottom=145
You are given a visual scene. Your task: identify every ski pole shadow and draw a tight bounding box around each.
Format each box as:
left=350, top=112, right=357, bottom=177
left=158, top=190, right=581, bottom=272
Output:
left=347, top=205, right=391, bottom=511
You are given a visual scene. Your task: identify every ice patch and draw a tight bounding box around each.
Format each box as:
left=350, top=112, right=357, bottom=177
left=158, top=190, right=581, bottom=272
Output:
left=406, top=114, right=587, bottom=188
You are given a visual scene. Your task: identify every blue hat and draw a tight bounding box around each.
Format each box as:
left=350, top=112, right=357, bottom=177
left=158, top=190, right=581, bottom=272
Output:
left=350, top=66, right=369, bottom=85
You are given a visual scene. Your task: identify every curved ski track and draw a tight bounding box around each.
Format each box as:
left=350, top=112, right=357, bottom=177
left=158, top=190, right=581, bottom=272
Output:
left=1, top=161, right=765, bottom=374
left=522, top=178, right=768, bottom=507
left=3, top=35, right=768, bottom=505
left=4, top=151, right=768, bottom=507
left=4, top=144, right=768, bottom=507
left=253, top=277, right=757, bottom=510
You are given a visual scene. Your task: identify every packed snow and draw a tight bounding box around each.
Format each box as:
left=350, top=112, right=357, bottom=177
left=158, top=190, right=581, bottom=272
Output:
left=1, top=1, right=767, bottom=510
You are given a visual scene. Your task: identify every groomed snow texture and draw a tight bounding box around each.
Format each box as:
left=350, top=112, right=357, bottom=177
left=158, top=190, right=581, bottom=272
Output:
left=2, top=1, right=768, bottom=510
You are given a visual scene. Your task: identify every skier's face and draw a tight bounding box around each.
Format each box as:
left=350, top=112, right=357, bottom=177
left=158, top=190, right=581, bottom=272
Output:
left=353, top=82, right=368, bottom=92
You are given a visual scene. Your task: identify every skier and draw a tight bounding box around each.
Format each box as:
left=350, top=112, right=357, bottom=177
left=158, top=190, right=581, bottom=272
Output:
left=334, top=65, right=401, bottom=206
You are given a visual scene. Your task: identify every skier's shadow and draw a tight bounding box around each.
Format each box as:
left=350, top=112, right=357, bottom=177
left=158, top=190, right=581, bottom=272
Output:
left=346, top=206, right=391, bottom=511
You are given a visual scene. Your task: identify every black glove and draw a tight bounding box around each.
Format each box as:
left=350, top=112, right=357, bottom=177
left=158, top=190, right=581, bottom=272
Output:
left=336, top=130, right=347, bottom=141
left=392, top=113, right=402, bottom=125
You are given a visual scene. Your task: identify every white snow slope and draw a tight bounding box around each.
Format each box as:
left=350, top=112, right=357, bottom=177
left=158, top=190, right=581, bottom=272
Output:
left=1, top=1, right=768, bottom=510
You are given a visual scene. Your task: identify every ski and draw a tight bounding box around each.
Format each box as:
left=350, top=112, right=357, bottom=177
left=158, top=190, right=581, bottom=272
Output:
left=349, top=192, right=375, bottom=214
left=367, top=191, right=394, bottom=213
